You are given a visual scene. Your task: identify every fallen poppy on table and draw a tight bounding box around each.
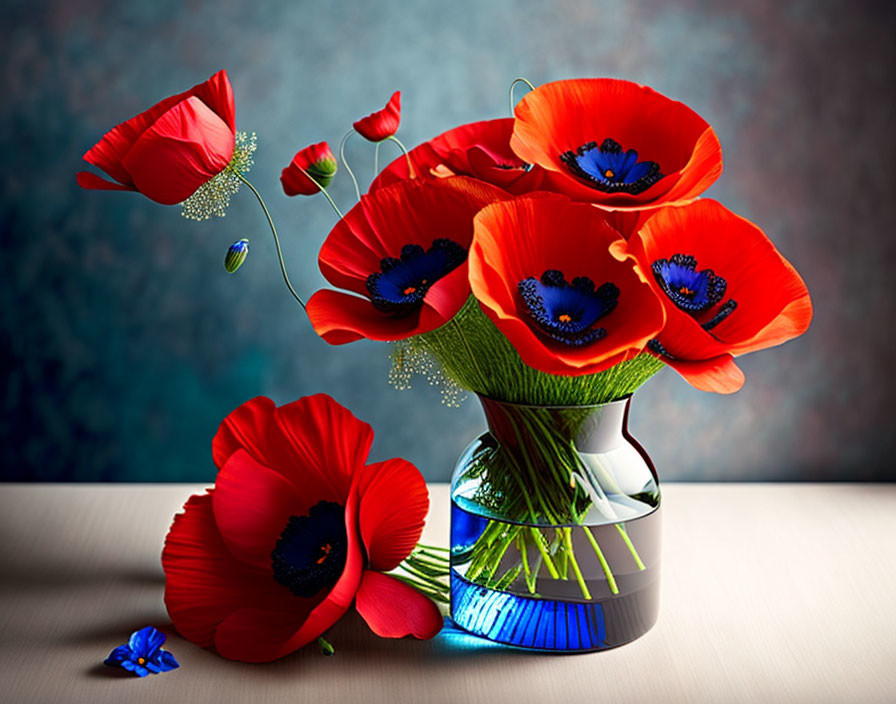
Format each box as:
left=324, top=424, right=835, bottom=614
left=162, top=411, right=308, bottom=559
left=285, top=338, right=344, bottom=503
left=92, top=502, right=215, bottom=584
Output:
left=77, top=70, right=237, bottom=205
left=162, top=394, right=441, bottom=662
left=469, top=193, right=665, bottom=376
left=510, top=78, right=722, bottom=211
left=613, top=199, right=812, bottom=393
left=353, top=91, right=402, bottom=142
left=306, top=176, right=508, bottom=344
left=104, top=626, right=179, bottom=677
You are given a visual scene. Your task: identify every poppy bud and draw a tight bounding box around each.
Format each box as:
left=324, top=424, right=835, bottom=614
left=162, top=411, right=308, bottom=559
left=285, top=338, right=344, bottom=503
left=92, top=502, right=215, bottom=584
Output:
left=281, top=142, right=338, bottom=196
left=353, top=91, right=401, bottom=142
left=224, top=238, right=249, bottom=273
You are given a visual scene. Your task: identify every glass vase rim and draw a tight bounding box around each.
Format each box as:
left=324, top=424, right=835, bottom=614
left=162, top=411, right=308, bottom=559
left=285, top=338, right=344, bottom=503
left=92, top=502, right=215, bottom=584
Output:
left=474, top=391, right=633, bottom=411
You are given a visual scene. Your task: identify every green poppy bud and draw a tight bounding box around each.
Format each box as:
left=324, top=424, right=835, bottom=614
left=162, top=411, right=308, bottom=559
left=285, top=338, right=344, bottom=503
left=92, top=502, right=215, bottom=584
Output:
left=224, top=239, right=249, bottom=273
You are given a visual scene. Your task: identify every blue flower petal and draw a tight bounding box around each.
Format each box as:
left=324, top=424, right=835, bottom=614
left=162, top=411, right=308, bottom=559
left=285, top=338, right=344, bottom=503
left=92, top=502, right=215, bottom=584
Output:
left=156, top=650, right=180, bottom=672
left=143, top=627, right=167, bottom=656
left=104, top=645, right=131, bottom=666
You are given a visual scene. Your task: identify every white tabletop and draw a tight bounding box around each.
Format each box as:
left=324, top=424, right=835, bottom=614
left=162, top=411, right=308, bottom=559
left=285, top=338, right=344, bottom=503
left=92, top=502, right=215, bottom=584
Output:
left=1, top=483, right=894, bottom=704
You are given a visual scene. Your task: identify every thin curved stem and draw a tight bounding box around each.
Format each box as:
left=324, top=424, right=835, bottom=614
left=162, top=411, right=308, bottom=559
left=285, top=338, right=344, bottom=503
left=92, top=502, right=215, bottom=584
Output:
left=237, top=174, right=306, bottom=311
left=339, top=130, right=362, bottom=201
left=508, top=77, right=536, bottom=116
left=385, top=134, right=416, bottom=178
left=374, top=141, right=381, bottom=176
left=296, top=167, right=344, bottom=219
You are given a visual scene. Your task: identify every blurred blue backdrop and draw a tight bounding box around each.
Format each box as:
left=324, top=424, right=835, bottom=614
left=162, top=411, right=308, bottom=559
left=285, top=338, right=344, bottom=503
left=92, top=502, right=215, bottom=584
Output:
left=2, top=0, right=894, bottom=481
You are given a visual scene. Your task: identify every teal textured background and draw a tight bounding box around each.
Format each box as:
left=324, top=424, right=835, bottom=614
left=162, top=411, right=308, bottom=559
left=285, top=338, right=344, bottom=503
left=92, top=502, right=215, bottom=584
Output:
left=2, top=0, right=894, bottom=481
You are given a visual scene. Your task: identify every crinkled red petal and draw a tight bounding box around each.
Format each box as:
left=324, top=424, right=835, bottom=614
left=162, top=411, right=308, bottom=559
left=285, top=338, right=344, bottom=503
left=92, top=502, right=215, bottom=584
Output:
left=81, top=69, right=235, bottom=189
left=353, top=91, right=401, bottom=142
left=119, top=96, right=234, bottom=204
left=355, top=571, right=443, bottom=639
left=272, top=394, right=374, bottom=505
left=660, top=352, right=746, bottom=394
left=358, top=459, right=429, bottom=572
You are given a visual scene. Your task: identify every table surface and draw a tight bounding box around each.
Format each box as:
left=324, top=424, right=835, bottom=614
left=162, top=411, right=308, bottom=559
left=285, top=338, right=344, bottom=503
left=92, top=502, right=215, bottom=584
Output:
left=1, top=483, right=894, bottom=704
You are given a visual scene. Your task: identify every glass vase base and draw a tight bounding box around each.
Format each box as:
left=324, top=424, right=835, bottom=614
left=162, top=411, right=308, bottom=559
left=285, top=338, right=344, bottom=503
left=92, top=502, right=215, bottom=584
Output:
left=450, top=569, right=659, bottom=652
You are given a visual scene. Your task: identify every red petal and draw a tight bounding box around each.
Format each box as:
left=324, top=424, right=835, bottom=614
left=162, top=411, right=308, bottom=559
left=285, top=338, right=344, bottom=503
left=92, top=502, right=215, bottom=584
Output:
left=76, top=171, right=134, bottom=192
left=214, top=479, right=365, bottom=661
left=211, top=396, right=278, bottom=470
left=661, top=353, right=746, bottom=394
left=358, top=459, right=429, bottom=571
left=306, top=289, right=424, bottom=344
left=355, top=571, right=443, bottom=639
left=353, top=91, right=401, bottom=142
left=82, top=69, right=235, bottom=189
left=120, top=96, right=235, bottom=204
left=273, top=394, right=374, bottom=505
left=212, top=449, right=305, bottom=571
left=162, top=492, right=304, bottom=649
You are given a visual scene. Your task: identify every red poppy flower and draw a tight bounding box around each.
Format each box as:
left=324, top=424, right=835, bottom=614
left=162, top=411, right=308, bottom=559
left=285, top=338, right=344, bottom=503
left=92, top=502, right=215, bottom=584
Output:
left=510, top=78, right=722, bottom=211
left=613, top=199, right=812, bottom=393
left=77, top=70, right=236, bottom=205
left=371, top=119, right=547, bottom=195
left=162, top=394, right=441, bottom=662
left=469, top=193, right=666, bottom=376
left=281, top=142, right=338, bottom=196
left=353, top=91, right=402, bottom=142
left=306, top=176, right=508, bottom=344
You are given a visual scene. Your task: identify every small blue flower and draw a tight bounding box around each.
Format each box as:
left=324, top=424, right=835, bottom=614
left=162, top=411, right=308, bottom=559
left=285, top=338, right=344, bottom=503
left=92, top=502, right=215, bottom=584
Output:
left=104, top=626, right=179, bottom=677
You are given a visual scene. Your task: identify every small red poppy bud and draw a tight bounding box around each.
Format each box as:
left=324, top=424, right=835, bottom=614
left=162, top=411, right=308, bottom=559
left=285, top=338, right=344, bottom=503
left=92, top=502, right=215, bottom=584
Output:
left=281, top=142, right=338, bottom=196
left=353, top=91, right=401, bottom=142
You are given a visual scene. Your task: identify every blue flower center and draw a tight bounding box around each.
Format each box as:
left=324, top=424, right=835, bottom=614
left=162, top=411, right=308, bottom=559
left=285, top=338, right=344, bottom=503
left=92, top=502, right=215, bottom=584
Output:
left=518, top=269, right=619, bottom=346
left=366, top=239, right=467, bottom=316
left=271, top=501, right=347, bottom=598
left=651, top=254, right=738, bottom=349
left=559, top=138, right=663, bottom=195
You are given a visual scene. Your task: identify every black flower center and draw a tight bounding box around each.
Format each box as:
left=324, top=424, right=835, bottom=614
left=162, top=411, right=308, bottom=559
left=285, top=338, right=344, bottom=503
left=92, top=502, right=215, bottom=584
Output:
left=559, top=138, right=663, bottom=195
left=271, top=501, right=347, bottom=598
left=366, top=239, right=467, bottom=316
left=518, top=269, right=619, bottom=347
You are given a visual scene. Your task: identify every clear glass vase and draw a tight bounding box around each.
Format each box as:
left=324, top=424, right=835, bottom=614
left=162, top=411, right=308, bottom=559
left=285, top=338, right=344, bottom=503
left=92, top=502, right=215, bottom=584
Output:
left=449, top=395, right=661, bottom=651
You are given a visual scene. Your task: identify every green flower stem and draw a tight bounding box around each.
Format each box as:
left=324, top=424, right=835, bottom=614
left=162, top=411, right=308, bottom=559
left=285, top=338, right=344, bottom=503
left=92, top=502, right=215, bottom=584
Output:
left=385, top=135, right=416, bottom=178
left=508, top=77, right=536, bottom=116
left=563, top=528, right=592, bottom=600
left=237, top=175, right=306, bottom=310
left=615, top=524, right=646, bottom=570
left=374, top=141, right=381, bottom=176
left=584, top=526, right=619, bottom=595
left=296, top=167, right=344, bottom=219
left=338, top=130, right=362, bottom=201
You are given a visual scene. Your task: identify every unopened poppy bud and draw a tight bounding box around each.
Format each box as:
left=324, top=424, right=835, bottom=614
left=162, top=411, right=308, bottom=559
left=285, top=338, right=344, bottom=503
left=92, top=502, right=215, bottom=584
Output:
left=281, top=142, right=338, bottom=196
left=224, top=238, right=249, bottom=273
left=307, top=155, right=337, bottom=189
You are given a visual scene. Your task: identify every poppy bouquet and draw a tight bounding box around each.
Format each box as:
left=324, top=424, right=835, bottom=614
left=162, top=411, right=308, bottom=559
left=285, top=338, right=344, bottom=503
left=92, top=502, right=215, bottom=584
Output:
left=78, top=71, right=811, bottom=649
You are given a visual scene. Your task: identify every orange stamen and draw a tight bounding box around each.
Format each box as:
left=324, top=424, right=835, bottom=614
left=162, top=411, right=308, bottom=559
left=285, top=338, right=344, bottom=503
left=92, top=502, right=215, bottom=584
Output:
left=403, top=286, right=417, bottom=295
left=137, top=657, right=146, bottom=665
left=604, top=169, right=615, bottom=179
left=558, top=314, right=572, bottom=323
left=679, top=286, right=695, bottom=296
left=316, top=543, right=332, bottom=565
